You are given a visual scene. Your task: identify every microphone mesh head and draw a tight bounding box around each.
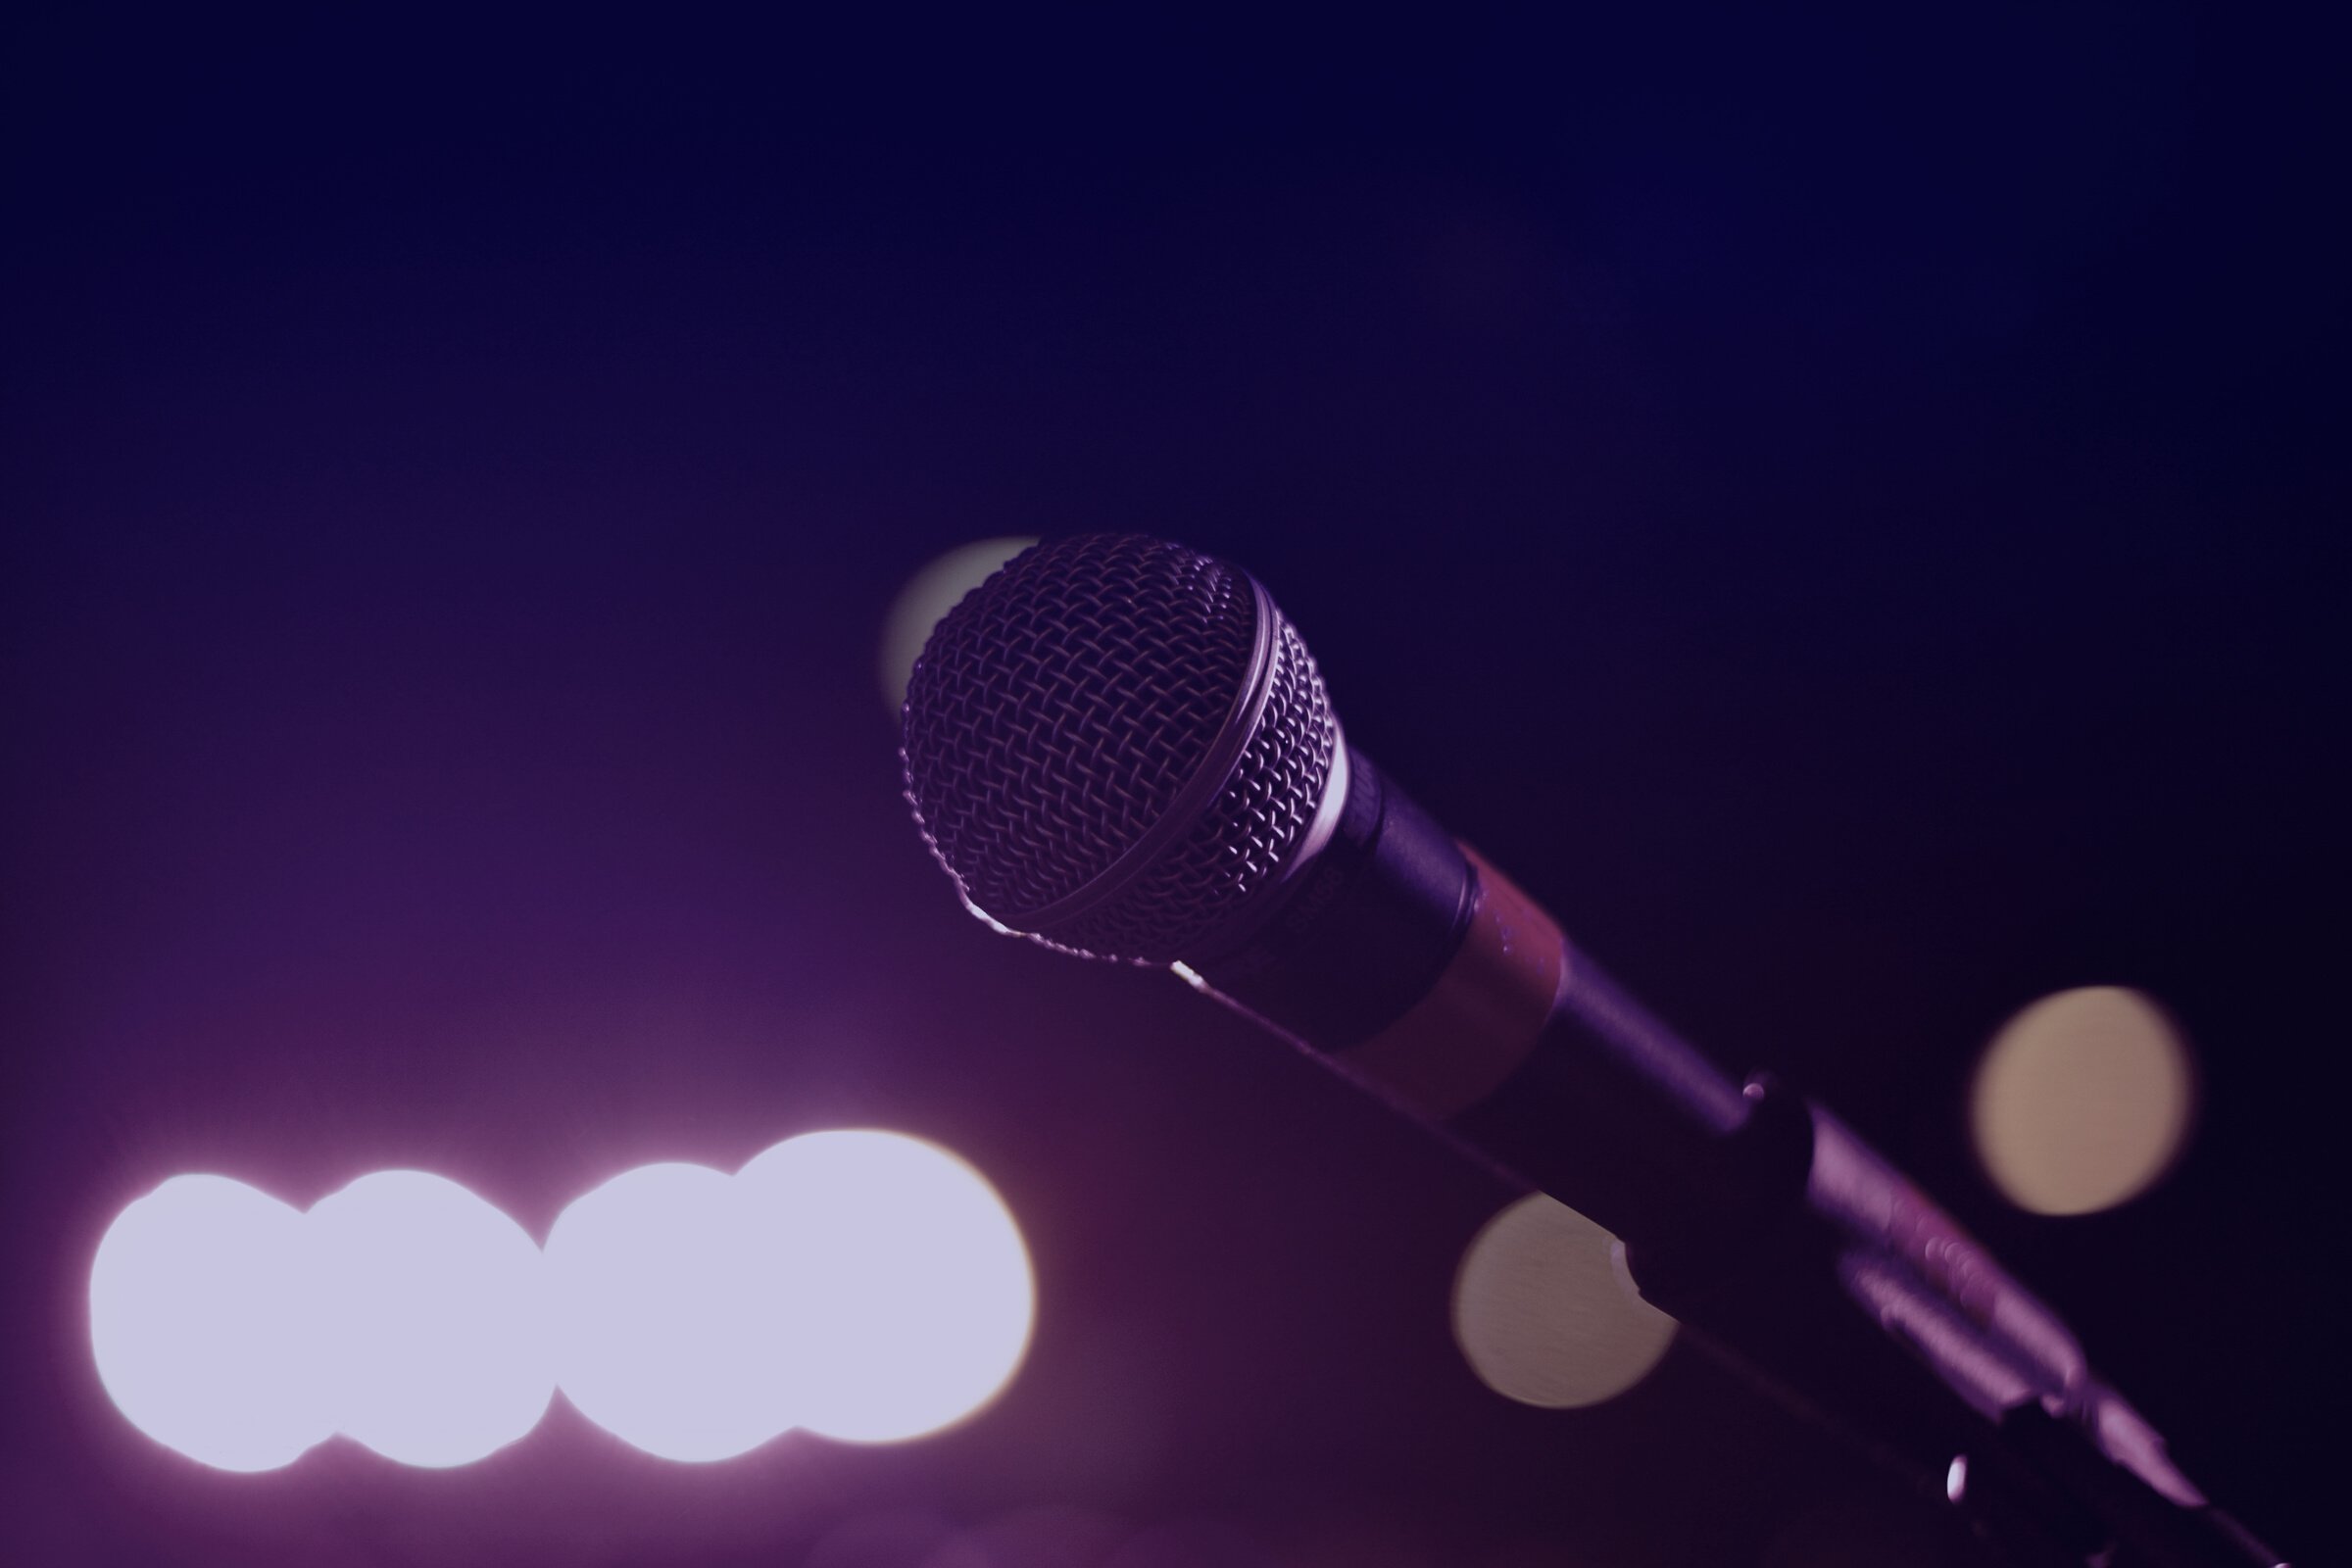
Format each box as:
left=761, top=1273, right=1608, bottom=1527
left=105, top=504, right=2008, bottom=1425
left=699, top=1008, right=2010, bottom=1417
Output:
left=901, top=534, right=1340, bottom=963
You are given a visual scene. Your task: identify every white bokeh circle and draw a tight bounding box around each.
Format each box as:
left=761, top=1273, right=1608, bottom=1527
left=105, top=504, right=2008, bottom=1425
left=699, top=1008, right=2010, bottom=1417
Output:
left=308, top=1170, right=554, bottom=1466
left=89, top=1175, right=335, bottom=1471
left=737, top=1130, right=1034, bottom=1443
left=544, top=1161, right=797, bottom=1461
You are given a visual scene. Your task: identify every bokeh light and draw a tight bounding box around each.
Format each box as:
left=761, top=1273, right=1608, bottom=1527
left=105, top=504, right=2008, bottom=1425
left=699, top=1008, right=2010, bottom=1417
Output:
left=878, top=536, right=1039, bottom=710
left=89, top=1175, right=334, bottom=1472
left=544, top=1161, right=792, bottom=1462
left=1971, top=985, right=2197, bottom=1215
left=92, top=1132, right=1034, bottom=1469
left=737, top=1130, right=1034, bottom=1443
left=1451, top=1193, right=1674, bottom=1409
left=544, top=1133, right=1033, bottom=1458
left=308, top=1170, right=554, bottom=1466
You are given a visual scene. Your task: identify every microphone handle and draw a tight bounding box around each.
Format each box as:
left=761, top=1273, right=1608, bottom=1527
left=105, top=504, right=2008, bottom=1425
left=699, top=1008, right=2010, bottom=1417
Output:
left=1183, top=750, right=2279, bottom=1566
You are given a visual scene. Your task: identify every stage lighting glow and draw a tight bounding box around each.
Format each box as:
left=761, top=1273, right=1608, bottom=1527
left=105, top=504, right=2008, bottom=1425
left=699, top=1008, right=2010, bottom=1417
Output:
left=91, top=1132, right=1034, bottom=1468
left=88, top=1175, right=333, bottom=1472
left=1972, top=986, right=2195, bottom=1215
left=878, top=537, right=1039, bottom=710
left=737, top=1130, right=1033, bottom=1443
left=1451, top=1193, right=1674, bottom=1409
left=307, top=1170, right=554, bottom=1466
left=544, top=1161, right=792, bottom=1461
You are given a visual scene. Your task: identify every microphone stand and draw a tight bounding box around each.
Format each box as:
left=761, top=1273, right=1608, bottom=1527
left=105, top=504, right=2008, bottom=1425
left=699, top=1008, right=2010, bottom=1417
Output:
left=1440, top=962, right=2286, bottom=1568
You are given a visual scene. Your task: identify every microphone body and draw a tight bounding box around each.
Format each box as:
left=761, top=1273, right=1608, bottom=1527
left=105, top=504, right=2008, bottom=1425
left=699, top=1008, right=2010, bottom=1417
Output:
left=899, top=535, right=2281, bottom=1567
left=1183, top=742, right=2092, bottom=1430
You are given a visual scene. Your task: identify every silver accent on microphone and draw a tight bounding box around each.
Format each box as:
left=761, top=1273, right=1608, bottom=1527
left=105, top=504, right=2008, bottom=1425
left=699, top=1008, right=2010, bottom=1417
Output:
left=901, top=534, right=1343, bottom=964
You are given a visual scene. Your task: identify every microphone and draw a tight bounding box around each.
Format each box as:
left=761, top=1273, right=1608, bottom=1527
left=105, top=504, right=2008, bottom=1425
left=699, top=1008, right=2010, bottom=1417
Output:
left=900, top=534, right=2280, bottom=1567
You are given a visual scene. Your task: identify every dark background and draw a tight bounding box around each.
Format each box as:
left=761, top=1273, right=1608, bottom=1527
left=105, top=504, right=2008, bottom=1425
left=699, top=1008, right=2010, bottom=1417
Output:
left=3, top=9, right=2343, bottom=1565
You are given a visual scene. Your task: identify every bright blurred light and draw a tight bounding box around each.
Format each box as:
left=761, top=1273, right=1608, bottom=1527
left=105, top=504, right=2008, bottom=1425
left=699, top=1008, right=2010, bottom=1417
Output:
left=308, top=1170, right=553, bottom=1466
left=1451, top=1193, right=1674, bottom=1409
left=878, top=536, right=1039, bottom=710
left=89, top=1175, right=333, bottom=1471
left=91, top=1132, right=1034, bottom=1468
left=544, top=1162, right=791, bottom=1461
left=1972, top=986, right=2196, bottom=1215
left=738, top=1130, right=1033, bottom=1442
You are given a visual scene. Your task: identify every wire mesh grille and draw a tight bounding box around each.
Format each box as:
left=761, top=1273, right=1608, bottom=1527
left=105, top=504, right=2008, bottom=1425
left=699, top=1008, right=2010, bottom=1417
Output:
left=901, top=534, right=1339, bottom=962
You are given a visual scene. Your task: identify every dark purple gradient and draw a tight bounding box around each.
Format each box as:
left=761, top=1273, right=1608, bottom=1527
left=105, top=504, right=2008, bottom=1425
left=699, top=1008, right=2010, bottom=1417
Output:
left=4, top=10, right=2343, bottom=1564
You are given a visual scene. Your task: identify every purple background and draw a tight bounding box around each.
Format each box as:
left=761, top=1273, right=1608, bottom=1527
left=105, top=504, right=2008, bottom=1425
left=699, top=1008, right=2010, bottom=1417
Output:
left=4, top=10, right=2344, bottom=1565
